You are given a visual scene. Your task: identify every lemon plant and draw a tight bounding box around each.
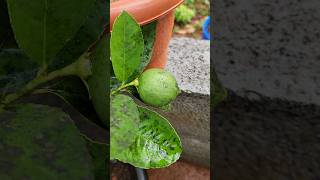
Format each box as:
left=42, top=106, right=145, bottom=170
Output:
left=0, top=0, right=107, bottom=179
left=110, top=12, right=182, bottom=168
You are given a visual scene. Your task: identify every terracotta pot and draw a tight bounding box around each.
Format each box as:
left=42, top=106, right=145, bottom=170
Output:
left=110, top=0, right=184, bottom=69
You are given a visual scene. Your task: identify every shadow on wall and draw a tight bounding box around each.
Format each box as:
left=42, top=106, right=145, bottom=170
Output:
left=213, top=91, right=320, bottom=180
left=213, top=0, right=320, bottom=179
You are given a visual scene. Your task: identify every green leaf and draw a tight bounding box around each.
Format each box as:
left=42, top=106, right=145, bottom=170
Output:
left=6, top=0, right=95, bottom=66
left=50, top=0, right=107, bottom=70
left=40, top=76, right=92, bottom=116
left=113, top=106, right=182, bottom=169
left=88, top=35, right=109, bottom=127
left=127, top=21, right=157, bottom=82
left=0, top=103, right=94, bottom=179
left=0, top=49, right=36, bottom=76
left=0, top=49, right=38, bottom=98
left=110, top=94, right=140, bottom=159
left=140, top=21, right=157, bottom=71
left=17, top=92, right=108, bottom=145
left=86, top=140, right=108, bottom=180
left=0, top=70, right=37, bottom=101
left=110, top=11, right=144, bottom=82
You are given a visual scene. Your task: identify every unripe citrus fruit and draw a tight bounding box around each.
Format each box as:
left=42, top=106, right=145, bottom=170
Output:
left=137, top=68, right=179, bottom=107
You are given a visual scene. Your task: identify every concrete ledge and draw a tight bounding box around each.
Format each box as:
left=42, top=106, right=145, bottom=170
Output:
left=161, top=37, right=210, bottom=166
left=166, top=37, right=210, bottom=95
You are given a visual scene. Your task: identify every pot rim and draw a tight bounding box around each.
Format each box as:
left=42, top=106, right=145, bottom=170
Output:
left=110, top=0, right=184, bottom=31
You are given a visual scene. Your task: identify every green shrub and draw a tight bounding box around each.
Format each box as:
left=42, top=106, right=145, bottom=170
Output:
left=185, top=0, right=195, bottom=6
left=175, top=4, right=196, bottom=24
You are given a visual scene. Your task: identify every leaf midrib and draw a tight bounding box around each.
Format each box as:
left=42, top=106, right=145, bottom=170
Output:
left=122, top=17, right=126, bottom=81
left=42, top=0, right=48, bottom=69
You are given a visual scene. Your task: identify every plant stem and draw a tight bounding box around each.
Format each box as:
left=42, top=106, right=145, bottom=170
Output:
left=111, top=78, right=139, bottom=95
left=0, top=52, right=91, bottom=109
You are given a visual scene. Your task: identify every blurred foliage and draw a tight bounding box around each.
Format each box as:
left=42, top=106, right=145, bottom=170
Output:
left=174, top=0, right=209, bottom=38
left=175, top=4, right=196, bottom=24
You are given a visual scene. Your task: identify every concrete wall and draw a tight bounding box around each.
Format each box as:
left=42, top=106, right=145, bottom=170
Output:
left=164, top=37, right=210, bottom=167
left=213, top=0, right=320, bottom=179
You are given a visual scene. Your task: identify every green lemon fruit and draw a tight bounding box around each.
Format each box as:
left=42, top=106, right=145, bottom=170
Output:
left=137, top=68, right=179, bottom=107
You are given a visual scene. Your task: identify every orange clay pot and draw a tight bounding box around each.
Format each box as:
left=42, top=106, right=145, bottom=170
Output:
left=110, top=0, right=184, bottom=69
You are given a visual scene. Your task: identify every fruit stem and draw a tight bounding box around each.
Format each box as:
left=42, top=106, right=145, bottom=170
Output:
left=0, top=52, right=91, bottom=110
left=111, top=78, right=139, bottom=95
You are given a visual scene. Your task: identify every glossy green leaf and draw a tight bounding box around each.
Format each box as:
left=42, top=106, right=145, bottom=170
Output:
left=110, top=11, right=144, bottom=82
left=6, top=0, right=95, bottom=66
left=110, top=94, right=140, bottom=159
left=50, top=0, right=107, bottom=70
left=88, top=35, right=109, bottom=127
left=114, top=106, right=182, bottom=169
left=127, top=21, right=157, bottom=82
left=0, top=103, right=94, bottom=179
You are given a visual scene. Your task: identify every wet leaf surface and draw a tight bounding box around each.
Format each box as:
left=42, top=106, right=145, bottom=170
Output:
left=110, top=94, right=140, bottom=159
left=127, top=21, right=157, bottom=82
left=114, top=106, right=182, bottom=169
